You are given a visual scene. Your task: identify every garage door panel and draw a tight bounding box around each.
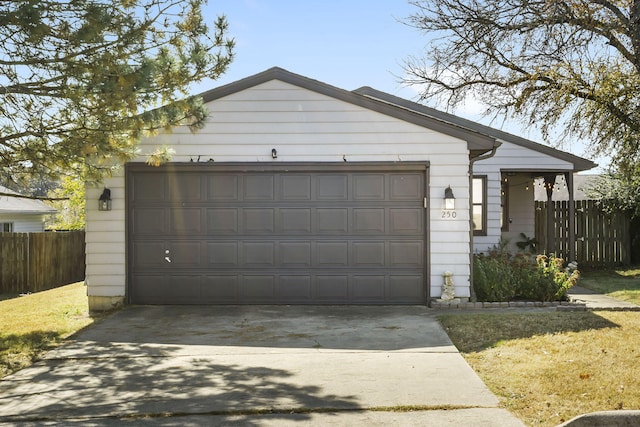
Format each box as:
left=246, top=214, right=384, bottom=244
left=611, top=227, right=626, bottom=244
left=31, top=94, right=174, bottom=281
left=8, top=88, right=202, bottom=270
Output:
left=388, top=275, right=423, bottom=301
left=133, top=242, right=165, bottom=267
left=128, top=165, right=428, bottom=305
left=281, top=175, right=311, bottom=200
left=207, top=242, right=238, bottom=267
left=207, top=175, right=239, bottom=201
left=244, top=175, right=274, bottom=200
left=242, top=242, right=276, bottom=266
left=170, top=208, right=202, bottom=234
left=390, top=173, right=424, bottom=200
left=353, top=241, right=385, bottom=266
left=168, top=242, right=202, bottom=267
left=352, top=275, right=386, bottom=300
left=353, top=174, right=385, bottom=200
left=243, top=208, right=275, bottom=233
left=241, top=275, right=276, bottom=299
left=167, top=276, right=202, bottom=303
left=389, top=208, right=423, bottom=234
left=316, top=275, right=349, bottom=300
left=130, top=275, right=167, bottom=304
left=207, top=208, right=238, bottom=234
left=203, top=275, right=238, bottom=301
left=316, top=208, right=348, bottom=233
left=169, top=174, right=201, bottom=201
left=278, top=276, right=312, bottom=300
left=133, top=209, right=165, bottom=235
left=316, top=175, right=348, bottom=200
left=280, top=242, right=311, bottom=266
left=353, top=208, right=385, bottom=234
left=132, top=173, right=166, bottom=202
left=280, top=208, right=311, bottom=234
left=389, top=241, right=424, bottom=267
left=316, top=241, right=349, bottom=266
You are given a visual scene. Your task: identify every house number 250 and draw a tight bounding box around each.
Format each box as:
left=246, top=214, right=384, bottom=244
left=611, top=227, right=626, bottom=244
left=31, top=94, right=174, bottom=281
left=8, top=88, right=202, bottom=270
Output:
left=442, top=210, right=457, bottom=219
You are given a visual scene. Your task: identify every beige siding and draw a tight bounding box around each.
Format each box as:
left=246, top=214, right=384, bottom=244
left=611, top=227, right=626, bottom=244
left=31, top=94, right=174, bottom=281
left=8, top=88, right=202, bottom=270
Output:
left=477, top=139, right=574, bottom=170
left=472, top=139, right=574, bottom=254
left=85, top=175, right=126, bottom=298
left=86, top=79, right=474, bottom=301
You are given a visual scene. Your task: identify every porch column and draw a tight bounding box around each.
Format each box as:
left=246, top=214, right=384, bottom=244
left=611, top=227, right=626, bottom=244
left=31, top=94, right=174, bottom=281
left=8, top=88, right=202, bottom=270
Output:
left=543, top=174, right=557, bottom=255
left=565, top=172, right=576, bottom=262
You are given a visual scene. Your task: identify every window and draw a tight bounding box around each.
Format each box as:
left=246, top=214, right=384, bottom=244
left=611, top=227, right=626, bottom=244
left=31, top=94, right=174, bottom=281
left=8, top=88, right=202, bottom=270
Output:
left=472, top=176, right=487, bottom=235
left=1, top=222, right=13, bottom=232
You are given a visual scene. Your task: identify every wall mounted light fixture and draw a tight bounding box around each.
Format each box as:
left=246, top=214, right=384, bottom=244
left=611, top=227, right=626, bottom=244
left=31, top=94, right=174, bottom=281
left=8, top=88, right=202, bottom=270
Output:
left=98, top=188, right=112, bottom=211
left=444, top=186, right=455, bottom=210
left=271, top=148, right=278, bottom=159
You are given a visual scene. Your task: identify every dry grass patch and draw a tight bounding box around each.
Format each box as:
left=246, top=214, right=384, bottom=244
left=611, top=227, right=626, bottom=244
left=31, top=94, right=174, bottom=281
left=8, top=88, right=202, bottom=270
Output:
left=0, top=282, right=97, bottom=378
left=439, top=311, right=640, bottom=426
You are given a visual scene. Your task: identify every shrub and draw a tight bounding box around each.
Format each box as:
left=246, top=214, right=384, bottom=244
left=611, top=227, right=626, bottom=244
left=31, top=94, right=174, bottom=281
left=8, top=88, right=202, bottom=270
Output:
left=473, top=248, right=580, bottom=302
left=473, top=251, right=516, bottom=301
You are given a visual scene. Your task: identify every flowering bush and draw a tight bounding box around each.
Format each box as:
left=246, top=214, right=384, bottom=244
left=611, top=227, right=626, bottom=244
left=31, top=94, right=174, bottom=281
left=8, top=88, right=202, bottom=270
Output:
left=473, top=248, right=580, bottom=302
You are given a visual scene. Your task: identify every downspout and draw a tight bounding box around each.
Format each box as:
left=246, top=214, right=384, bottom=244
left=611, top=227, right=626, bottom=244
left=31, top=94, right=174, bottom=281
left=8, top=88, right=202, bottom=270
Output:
left=468, top=140, right=502, bottom=302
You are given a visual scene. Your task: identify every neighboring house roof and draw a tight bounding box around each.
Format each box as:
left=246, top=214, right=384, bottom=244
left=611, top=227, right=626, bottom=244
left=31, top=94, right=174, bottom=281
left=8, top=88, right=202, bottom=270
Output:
left=534, top=174, right=600, bottom=201
left=0, top=185, right=57, bottom=214
left=200, top=67, right=498, bottom=158
left=354, top=86, right=597, bottom=173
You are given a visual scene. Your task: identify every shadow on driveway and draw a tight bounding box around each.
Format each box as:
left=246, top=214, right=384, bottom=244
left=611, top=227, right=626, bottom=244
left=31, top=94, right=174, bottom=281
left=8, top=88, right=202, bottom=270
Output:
left=0, top=305, right=501, bottom=425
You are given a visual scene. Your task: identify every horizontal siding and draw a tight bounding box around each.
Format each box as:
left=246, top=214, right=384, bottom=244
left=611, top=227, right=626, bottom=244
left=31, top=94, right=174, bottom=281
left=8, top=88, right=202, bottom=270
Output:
left=475, top=140, right=573, bottom=171
left=87, top=79, right=475, bottom=301
left=85, top=282, right=126, bottom=297
left=0, top=214, right=47, bottom=232
left=428, top=161, right=471, bottom=298
left=85, top=175, right=126, bottom=298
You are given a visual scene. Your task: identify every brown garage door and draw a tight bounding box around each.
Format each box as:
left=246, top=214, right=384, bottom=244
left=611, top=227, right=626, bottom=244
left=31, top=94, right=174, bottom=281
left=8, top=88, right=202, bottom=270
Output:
left=127, top=163, right=428, bottom=304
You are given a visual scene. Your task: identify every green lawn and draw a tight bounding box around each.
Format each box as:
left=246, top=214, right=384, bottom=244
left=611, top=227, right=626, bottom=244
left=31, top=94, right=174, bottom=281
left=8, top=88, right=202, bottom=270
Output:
left=0, top=282, right=98, bottom=378
left=579, top=266, right=640, bottom=305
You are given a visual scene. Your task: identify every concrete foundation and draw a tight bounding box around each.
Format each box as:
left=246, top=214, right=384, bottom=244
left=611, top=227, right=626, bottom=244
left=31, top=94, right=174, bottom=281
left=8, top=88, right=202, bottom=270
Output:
left=88, top=295, right=125, bottom=313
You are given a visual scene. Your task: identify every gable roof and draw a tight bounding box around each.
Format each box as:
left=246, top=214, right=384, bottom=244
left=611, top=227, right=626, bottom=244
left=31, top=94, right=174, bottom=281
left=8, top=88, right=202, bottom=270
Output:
left=354, top=86, right=597, bottom=172
left=199, top=67, right=595, bottom=172
left=200, top=67, right=497, bottom=158
left=0, top=185, right=57, bottom=214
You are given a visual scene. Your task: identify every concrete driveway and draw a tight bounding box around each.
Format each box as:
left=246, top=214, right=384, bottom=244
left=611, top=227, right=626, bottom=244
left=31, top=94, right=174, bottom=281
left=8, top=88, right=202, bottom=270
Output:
left=0, top=305, right=524, bottom=426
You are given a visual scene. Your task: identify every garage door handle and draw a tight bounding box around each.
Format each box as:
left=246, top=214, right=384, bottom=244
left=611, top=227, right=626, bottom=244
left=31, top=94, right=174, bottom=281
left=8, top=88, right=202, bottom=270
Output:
left=164, top=256, right=172, bottom=263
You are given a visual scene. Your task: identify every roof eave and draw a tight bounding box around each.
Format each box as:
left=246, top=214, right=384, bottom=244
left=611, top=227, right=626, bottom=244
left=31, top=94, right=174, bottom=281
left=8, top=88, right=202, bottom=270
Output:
left=354, top=86, right=597, bottom=173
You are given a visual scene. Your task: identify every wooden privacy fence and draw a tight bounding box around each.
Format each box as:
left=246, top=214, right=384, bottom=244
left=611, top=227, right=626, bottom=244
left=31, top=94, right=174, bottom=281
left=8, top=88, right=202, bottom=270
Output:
left=0, top=231, right=85, bottom=294
left=535, top=200, right=631, bottom=267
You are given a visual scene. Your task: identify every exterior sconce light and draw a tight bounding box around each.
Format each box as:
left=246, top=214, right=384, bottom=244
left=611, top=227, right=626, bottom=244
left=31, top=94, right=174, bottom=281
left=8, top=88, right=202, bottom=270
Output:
left=444, top=186, right=455, bottom=210
left=271, top=148, right=278, bottom=159
left=98, top=188, right=112, bottom=211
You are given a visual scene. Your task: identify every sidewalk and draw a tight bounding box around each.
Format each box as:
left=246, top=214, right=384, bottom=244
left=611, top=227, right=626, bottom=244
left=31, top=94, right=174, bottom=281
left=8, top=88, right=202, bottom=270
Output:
left=568, top=286, right=640, bottom=311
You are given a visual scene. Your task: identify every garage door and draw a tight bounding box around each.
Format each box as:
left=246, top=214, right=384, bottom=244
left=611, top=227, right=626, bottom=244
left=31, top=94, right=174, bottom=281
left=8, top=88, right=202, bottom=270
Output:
left=127, top=163, right=428, bottom=304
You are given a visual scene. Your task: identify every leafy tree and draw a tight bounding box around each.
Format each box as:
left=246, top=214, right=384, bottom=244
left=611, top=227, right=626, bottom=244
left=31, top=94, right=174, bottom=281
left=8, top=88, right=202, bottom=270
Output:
left=46, top=173, right=86, bottom=230
left=0, top=170, right=59, bottom=198
left=0, top=0, right=234, bottom=185
left=404, top=0, right=640, bottom=175
left=585, top=172, right=640, bottom=218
